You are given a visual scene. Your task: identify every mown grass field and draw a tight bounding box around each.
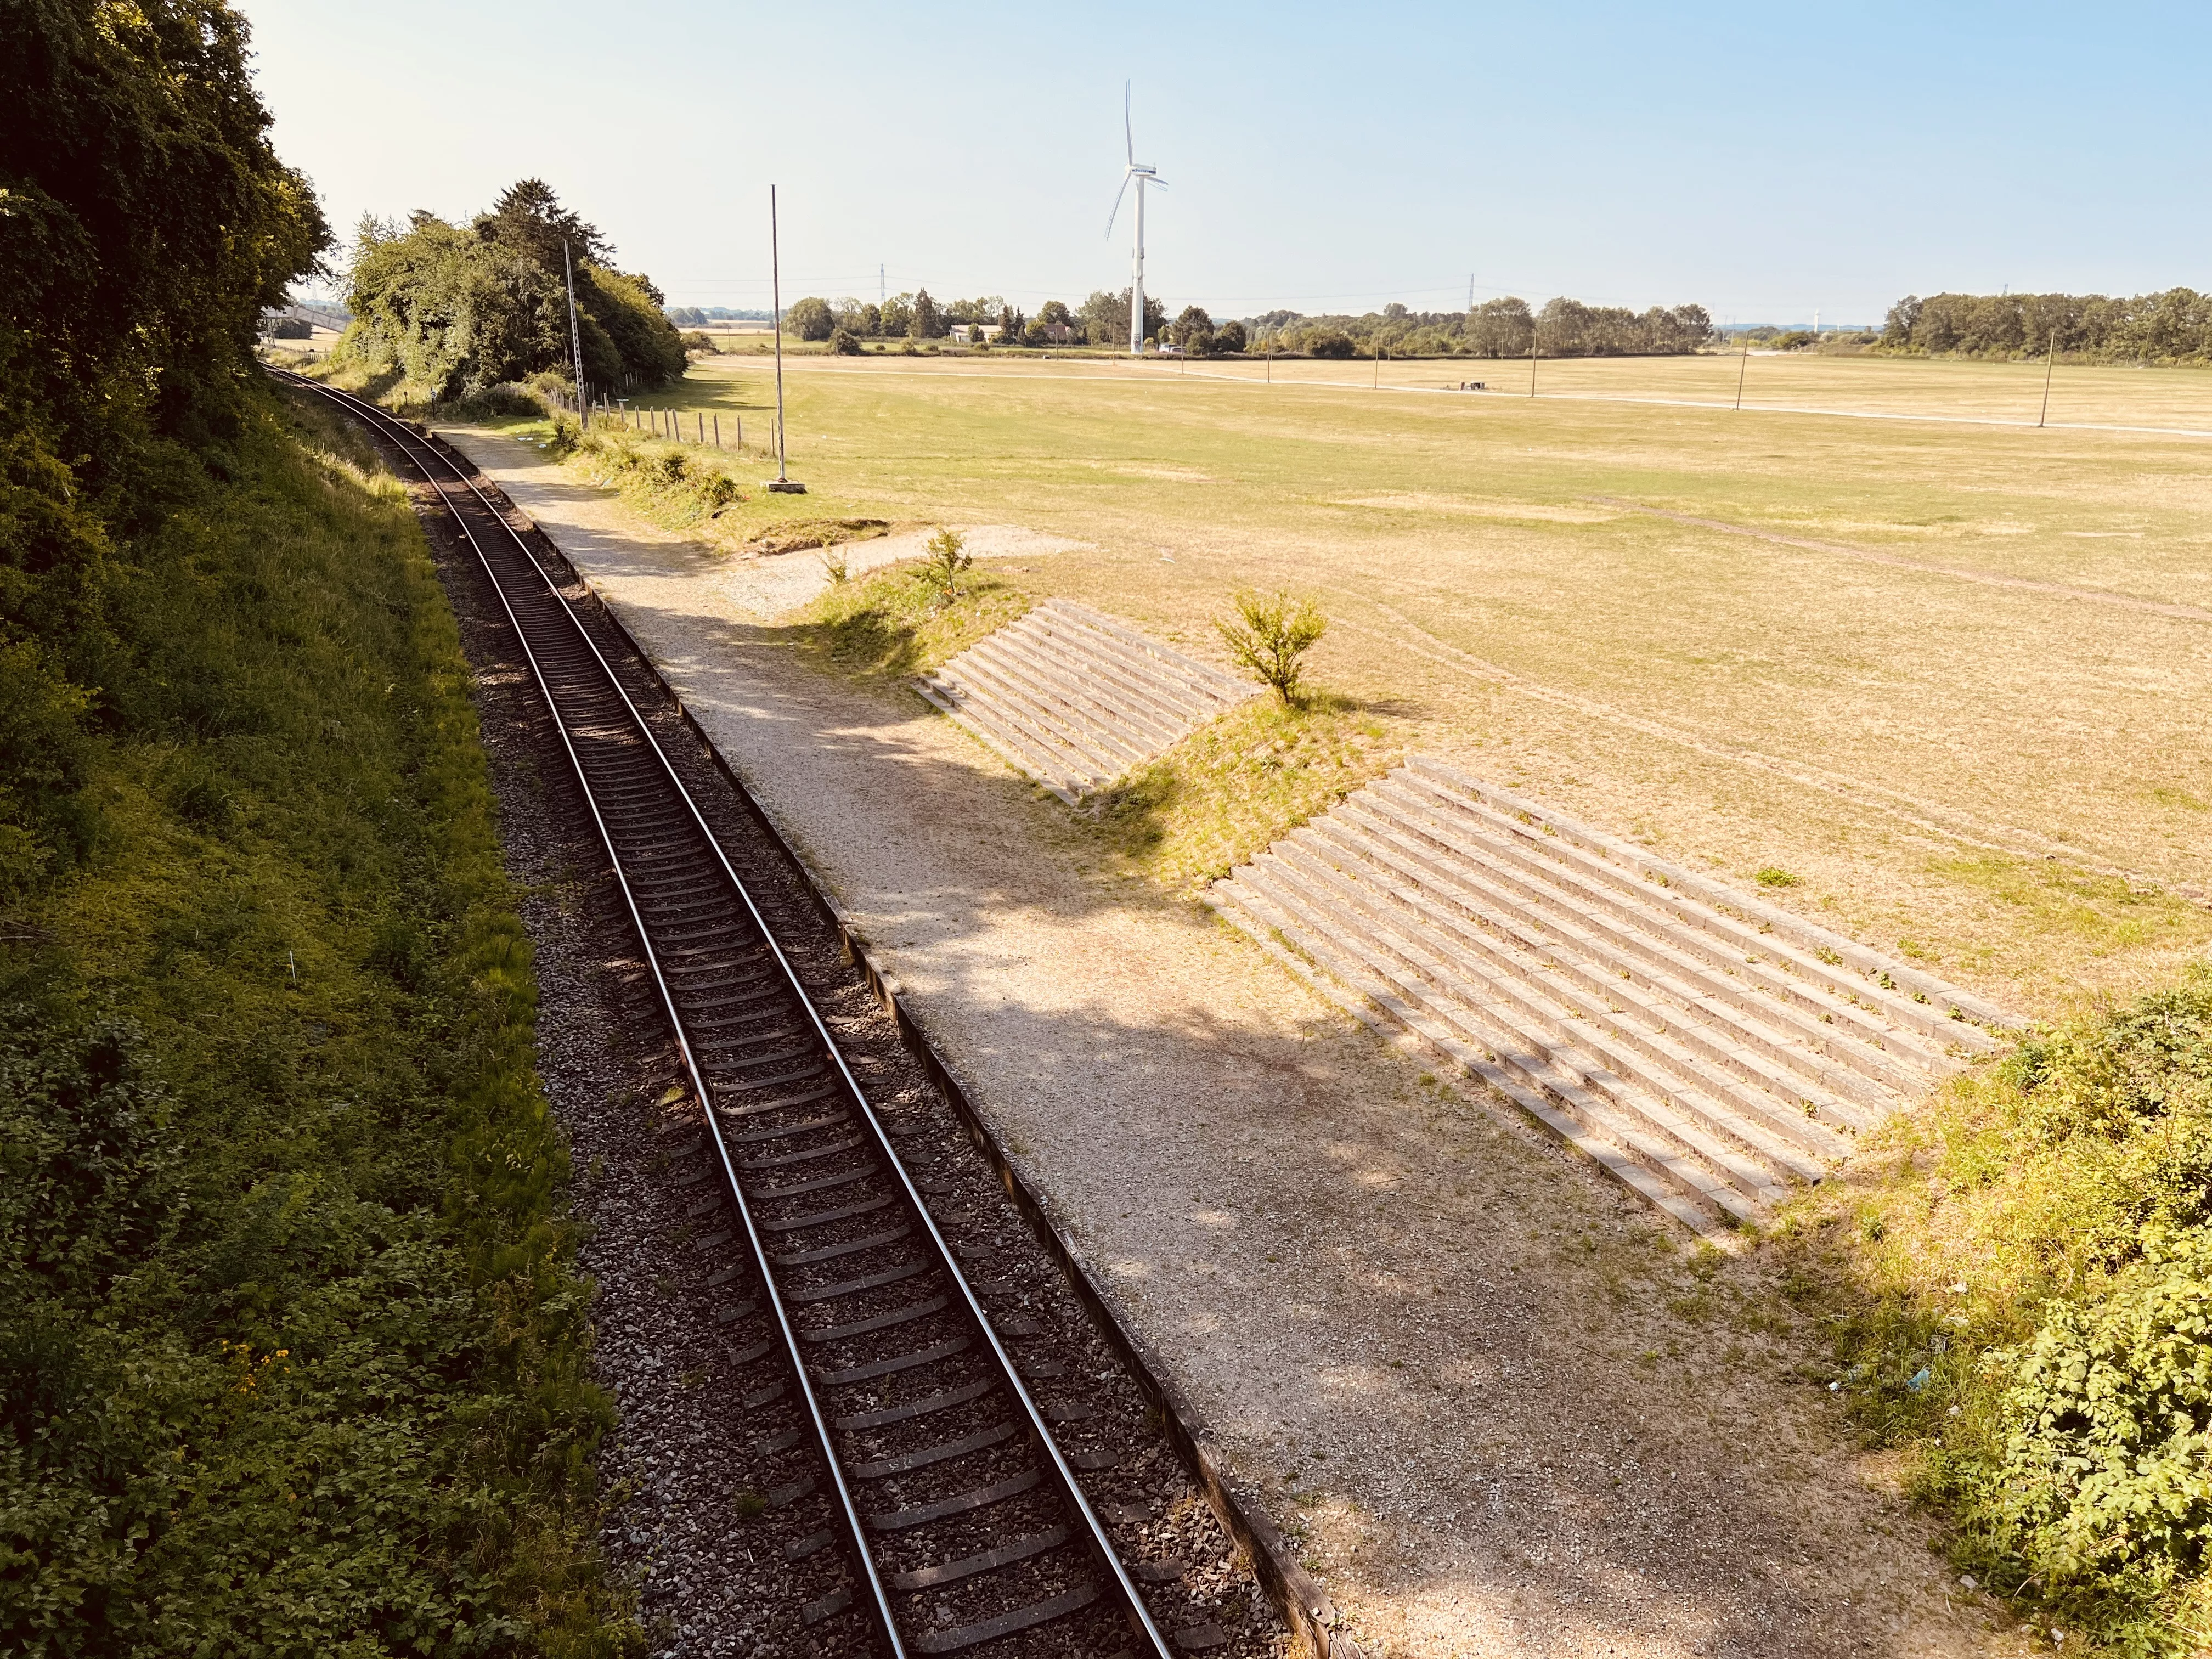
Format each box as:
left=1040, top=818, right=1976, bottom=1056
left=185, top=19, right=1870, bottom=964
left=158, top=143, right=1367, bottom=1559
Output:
left=458, top=347, right=2212, bottom=1020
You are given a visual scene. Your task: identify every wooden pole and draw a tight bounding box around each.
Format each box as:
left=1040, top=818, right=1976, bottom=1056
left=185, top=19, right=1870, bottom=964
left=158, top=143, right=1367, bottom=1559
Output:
left=2039, top=328, right=2059, bottom=427
left=1735, top=330, right=1750, bottom=410
left=714, top=413, right=721, bottom=447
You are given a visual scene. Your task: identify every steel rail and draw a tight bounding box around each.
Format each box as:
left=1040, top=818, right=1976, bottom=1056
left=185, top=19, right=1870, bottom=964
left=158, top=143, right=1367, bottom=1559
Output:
left=276, top=370, right=1172, bottom=1659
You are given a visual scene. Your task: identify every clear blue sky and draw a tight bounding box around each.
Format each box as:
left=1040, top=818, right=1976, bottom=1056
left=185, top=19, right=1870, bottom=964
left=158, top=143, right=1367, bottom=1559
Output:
left=245, top=1, right=2212, bottom=325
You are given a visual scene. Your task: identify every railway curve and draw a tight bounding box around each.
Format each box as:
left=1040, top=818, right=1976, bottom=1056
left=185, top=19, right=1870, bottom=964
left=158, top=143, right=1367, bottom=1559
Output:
left=276, top=370, right=1176, bottom=1659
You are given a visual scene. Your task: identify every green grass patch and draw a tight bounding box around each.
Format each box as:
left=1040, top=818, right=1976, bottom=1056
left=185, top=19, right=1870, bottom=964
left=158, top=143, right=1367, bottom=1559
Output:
left=1930, top=854, right=2204, bottom=955
left=791, top=561, right=1029, bottom=679
left=0, top=391, right=635, bottom=1656
left=1775, top=962, right=2212, bottom=1654
left=1085, top=694, right=1400, bottom=894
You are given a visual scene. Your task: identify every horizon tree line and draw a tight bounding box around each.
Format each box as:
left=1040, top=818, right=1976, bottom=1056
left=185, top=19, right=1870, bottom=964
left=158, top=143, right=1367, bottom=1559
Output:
left=757, top=289, right=1717, bottom=357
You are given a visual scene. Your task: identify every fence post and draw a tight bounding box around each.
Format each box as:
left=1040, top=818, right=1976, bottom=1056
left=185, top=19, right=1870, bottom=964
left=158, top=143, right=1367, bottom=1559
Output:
left=714, top=414, right=721, bottom=447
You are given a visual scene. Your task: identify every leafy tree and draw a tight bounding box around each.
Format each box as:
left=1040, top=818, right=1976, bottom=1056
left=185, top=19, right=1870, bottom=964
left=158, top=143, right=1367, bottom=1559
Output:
left=1214, top=319, right=1248, bottom=353
left=1, top=0, right=329, bottom=887
left=1308, top=329, right=1356, bottom=359
left=786, top=296, right=833, bottom=341
left=479, top=176, right=611, bottom=271
left=910, top=288, right=944, bottom=340
left=828, top=328, right=861, bottom=355
left=1173, top=304, right=1215, bottom=354
left=1217, top=589, right=1328, bottom=705
left=879, top=292, right=916, bottom=337
left=1037, top=300, right=1073, bottom=328
left=343, top=181, right=686, bottom=397
left=1077, top=289, right=1167, bottom=346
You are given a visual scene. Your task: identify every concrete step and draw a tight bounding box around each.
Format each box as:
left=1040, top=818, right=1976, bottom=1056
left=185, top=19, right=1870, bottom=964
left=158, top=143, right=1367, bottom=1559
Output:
left=1021, top=612, right=1234, bottom=730
left=918, top=601, right=1259, bottom=799
left=1037, top=599, right=1253, bottom=708
left=970, top=630, right=1189, bottom=758
left=1381, top=770, right=1974, bottom=1076
left=1403, top=758, right=2019, bottom=1045
left=1290, top=819, right=1854, bottom=1169
left=913, top=673, right=1105, bottom=804
left=1220, top=867, right=1768, bottom=1231
left=1206, top=878, right=1724, bottom=1236
left=1348, top=786, right=1914, bottom=1119
left=954, top=640, right=1154, bottom=772
left=1205, top=759, right=2024, bottom=1236
left=1260, top=842, right=1811, bottom=1198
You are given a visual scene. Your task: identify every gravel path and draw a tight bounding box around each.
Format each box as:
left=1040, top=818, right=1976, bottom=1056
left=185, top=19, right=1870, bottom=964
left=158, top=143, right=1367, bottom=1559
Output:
left=441, top=423, right=2033, bottom=1659
left=402, top=428, right=1280, bottom=1658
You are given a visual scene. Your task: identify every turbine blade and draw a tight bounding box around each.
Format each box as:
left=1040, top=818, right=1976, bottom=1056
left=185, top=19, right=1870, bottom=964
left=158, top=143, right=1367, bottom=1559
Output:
left=1105, top=171, right=1131, bottom=238
left=1124, top=81, right=1133, bottom=165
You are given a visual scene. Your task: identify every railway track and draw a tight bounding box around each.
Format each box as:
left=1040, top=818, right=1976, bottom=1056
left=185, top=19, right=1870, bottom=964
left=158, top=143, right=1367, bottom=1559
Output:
left=278, top=371, right=1175, bottom=1659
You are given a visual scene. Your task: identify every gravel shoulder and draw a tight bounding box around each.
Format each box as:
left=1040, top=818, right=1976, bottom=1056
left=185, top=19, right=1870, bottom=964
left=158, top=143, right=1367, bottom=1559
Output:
left=441, top=422, right=2034, bottom=1659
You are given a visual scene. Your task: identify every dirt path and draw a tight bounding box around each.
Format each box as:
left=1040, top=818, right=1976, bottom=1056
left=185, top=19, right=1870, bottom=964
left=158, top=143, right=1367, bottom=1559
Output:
left=441, top=423, right=2027, bottom=1659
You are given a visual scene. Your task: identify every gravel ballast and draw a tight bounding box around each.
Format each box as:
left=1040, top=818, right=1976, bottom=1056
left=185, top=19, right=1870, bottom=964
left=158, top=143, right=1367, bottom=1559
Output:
left=387, top=421, right=1284, bottom=1657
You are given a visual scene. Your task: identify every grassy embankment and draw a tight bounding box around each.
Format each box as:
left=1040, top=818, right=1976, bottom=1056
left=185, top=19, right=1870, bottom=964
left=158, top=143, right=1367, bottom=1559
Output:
left=1, top=390, right=635, bottom=1656
left=1782, top=965, right=2212, bottom=1655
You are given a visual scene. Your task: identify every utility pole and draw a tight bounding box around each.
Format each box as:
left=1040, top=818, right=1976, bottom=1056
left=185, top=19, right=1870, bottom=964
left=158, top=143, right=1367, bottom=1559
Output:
left=563, top=239, right=589, bottom=430
left=2040, top=325, right=2060, bottom=427
left=766, top=185, right=804, bottom=492
left=1735, top=327, right=1750, bottom=410
left=1528, top=325, right=1538, bottom=397
left=879, top=263, right=885, bottom=306
left=1374, top=338, right=1381, bottom=387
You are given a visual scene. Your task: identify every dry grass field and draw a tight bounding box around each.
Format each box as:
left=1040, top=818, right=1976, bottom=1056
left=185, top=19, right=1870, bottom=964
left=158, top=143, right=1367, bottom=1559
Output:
left=489, top=348, right=2212, bottom=1020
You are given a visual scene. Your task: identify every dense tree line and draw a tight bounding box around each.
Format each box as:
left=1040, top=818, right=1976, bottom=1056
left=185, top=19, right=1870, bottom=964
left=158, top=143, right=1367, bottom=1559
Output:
left=341, top=180, right=688, bottom=399
left=1249, top=298, right=1714, bottom=359
left=667, top=306, right=773, bottom=324
left=1882, top=289, right=2212, bottom=361
left=763, top=287, right=1711, bottom=357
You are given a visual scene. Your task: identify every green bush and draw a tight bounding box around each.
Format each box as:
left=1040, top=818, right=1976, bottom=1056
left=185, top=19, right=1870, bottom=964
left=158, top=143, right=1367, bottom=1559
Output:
left=1974, top=1229, right=2212, bottom=1619
left=1804, top=961, right=2212, bottom=1651
left=1215, top=588, right=1328, bottom=706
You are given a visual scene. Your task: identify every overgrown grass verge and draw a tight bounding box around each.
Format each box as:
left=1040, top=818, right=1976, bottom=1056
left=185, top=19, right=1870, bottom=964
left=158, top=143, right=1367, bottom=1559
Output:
left=1775, top=962, right=2212, bottom=1655
left=1085, top=695, right=1400, bottom=894
left=0, top=391, right=636, bottom=1656
left=789, top=561, right=1030, bottom=679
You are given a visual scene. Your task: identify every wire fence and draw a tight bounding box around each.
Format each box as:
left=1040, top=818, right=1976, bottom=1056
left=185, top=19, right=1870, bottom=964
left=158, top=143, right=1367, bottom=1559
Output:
left=540, top=384, right=754, bottom=452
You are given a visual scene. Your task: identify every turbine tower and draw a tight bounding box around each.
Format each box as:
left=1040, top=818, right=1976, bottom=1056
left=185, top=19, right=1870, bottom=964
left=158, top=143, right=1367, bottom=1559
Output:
left=1105, top=82, right=1167, bottom=356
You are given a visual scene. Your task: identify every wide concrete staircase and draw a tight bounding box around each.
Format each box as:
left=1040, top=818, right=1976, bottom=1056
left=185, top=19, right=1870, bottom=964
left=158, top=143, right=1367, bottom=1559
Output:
left=915, top=599, right=1257, bottom=803
left=1207, top=757, right=2024, bottom=1236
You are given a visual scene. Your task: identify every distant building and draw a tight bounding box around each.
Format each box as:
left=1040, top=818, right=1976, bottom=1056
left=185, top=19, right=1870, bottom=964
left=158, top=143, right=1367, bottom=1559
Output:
left=949, top=323, right=1004, bottom=344
left=1040, top=323, right=1076, bottom=343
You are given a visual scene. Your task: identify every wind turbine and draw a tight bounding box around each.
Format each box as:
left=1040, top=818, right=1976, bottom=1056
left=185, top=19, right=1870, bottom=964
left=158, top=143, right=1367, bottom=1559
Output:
left=1105, top=82, right=1166, bottom=356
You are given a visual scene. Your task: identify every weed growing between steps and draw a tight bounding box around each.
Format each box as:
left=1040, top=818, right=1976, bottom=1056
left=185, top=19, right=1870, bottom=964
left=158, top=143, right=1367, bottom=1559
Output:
left=794, top=561, right=1030, bottom=678
left=1775, top=962, right=2212, bottom=1655
left=1, top=392, right=636, bottom=1656
left=1086, top=695, right=1400, bottom=895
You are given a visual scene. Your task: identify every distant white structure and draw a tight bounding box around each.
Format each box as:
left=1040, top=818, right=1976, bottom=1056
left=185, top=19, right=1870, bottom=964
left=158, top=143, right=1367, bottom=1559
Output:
left=949, top=323, right=1004, bottom=344
left=1105, top=82, right=1167, bottom=356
